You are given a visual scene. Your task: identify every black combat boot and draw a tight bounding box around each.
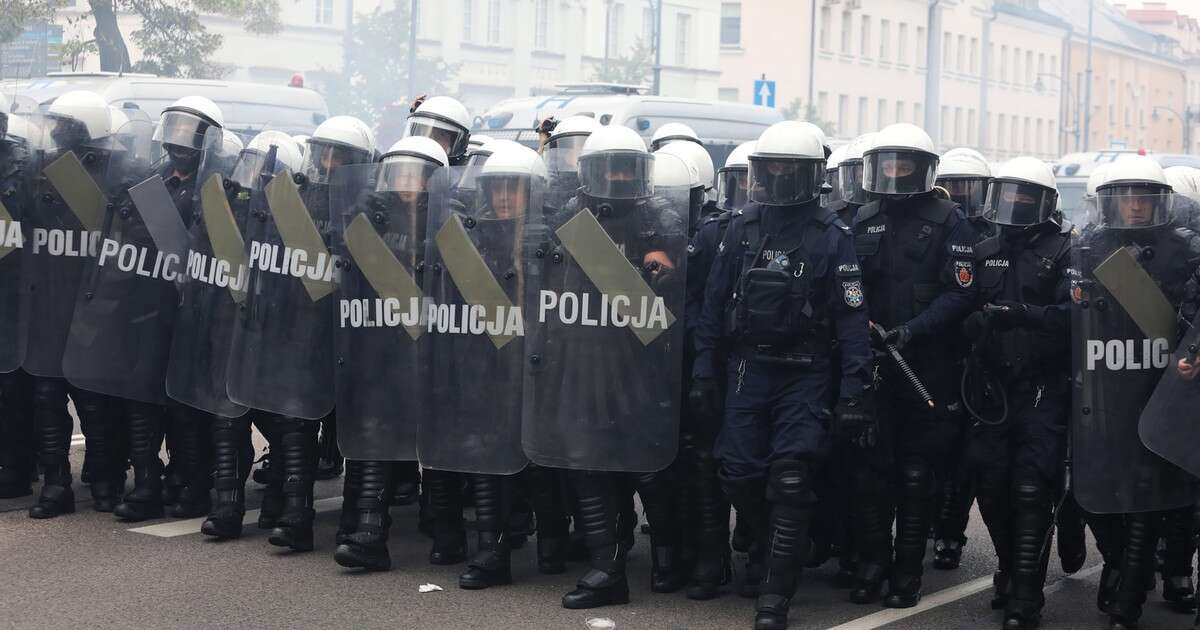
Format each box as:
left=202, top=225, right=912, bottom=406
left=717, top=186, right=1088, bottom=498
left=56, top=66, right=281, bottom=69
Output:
left=1109, top=512, right=1160, bottom=629
left=425, top=469, right=467, bottom=564
left=1161, top=507, right=1197, bottom=613
left=391, top=460, right=420, bottom=506
left=725, top=478, right=769, bottom=600
left=687, top=447, right=732, bottom=600
left=849, top=467, right=891, bottom=604
left=884, top=461, right=933, bottom=609
left=166, top=409, right=212, bottom=518
left=1055, top=492, right=1087, bottom=574
left=523, top=465, right=569, bottom=575
left=113, top=403, right=165, bottom=521
left=754, top=460, right=817, bottom=630
left=562, top=471, right=629, bottom=609
left=74, top=390, right=125, bottom=512
left=637, top=470, right=686, bottom=593
left=1002, top=483, right=1053, bottom=630
left=459, top=474, right=513, bottom=589
left=334, top=460, right=394, bottom=571
left=201, top=417, right=252, bottom=539
left=28, top=379, right=74, bottom=518
left=335, top=459, right=365, bottom=544
left=315, top=415, right=343, bottom=481
left=268, top=420, right=318, bottom=551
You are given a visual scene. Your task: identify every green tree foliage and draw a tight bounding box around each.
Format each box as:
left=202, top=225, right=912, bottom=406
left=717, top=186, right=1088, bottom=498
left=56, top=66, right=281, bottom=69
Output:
left=589, top=37, right=655, bottom=87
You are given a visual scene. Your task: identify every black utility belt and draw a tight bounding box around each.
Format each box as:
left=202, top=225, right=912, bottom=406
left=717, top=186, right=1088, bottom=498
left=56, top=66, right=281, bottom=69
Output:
left=735, top=344, right=818, bottom=368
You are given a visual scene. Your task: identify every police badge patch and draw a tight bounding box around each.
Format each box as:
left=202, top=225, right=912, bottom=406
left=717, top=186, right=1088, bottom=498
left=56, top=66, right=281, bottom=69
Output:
left=954, top=260, right=974, bottom=288
left=843, top=281, right=864, bottom=308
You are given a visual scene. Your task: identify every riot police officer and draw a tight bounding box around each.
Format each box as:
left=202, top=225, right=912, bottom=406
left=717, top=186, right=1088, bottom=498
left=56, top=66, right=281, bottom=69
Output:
left=835, top=133, right=876, bottom=227
left=650, top=122, right=702, bottom=152
left=937, top=149, right=992, bottom=233
left=690, top=120, right=872, bottom=629
left=404, top=96, right=472, bottom=168
left=543, top=115, right=601, bottom=208
left=847, top=123, right=977, bottom=607
left=960, top=157, right=1070, bottom=629
left=658, top=138, right=718, bottom=224
left=823, top=144, right=847, bottom=218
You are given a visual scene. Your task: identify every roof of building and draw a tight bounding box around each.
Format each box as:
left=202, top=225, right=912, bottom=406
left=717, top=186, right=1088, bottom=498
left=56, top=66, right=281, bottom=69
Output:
left=1040, top=0, right=1181, bottom=62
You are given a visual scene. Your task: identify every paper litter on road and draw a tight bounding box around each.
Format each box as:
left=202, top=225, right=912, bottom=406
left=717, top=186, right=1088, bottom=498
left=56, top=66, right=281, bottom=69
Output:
left=418, top=583, right=443, bottom=593
left=585, top=618, right=615, bottom=630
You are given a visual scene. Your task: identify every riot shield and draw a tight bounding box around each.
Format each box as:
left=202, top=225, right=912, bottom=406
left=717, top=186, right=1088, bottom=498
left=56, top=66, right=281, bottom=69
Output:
left=1071, top=232, right=1195, bottom=514
left=165, top=135, right=262, bottom=417
left=61, top=121, right=204, bottom=403
left=521, top=188, right=688, bottom=473
left=226, top=166, right=340, bottom=419
left=0, top=124, right=30, bottom=373
left=418, top=167, right=533, bottom=474
left=332, top=163, right=439, bottom=460
left=22, top=108, right=115, bottom=378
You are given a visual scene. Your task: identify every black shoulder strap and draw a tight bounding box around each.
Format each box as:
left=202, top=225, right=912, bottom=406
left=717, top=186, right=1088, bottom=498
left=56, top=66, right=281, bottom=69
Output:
left=855, top=201, right=881, bottom=224
left=914, top=198, right=958, bottom=226
left=1031, top=229, right=1070, bottom=264
left=974, top=234, right=1002, bottom=262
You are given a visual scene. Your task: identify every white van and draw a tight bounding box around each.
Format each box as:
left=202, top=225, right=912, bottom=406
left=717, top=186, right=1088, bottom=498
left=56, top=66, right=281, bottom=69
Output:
left=474, top=84, right=784, bottom=170
left=8, top=72, right=329, bottom=139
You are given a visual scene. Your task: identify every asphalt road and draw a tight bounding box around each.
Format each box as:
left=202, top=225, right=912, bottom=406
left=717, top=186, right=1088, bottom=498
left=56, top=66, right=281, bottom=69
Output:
left=0, top=431, right=1195, bottom=630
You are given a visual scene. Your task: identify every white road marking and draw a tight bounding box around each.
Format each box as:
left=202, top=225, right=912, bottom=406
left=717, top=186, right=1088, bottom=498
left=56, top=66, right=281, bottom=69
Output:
left=824, top=564, right=1104, bottom=630
left=128, top=496, right=343, bottom=538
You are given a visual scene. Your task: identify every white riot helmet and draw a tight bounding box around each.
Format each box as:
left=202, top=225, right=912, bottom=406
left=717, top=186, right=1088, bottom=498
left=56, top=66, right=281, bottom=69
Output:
left=377, top=135, right=447, bottom=194
left=46, top=90, right=112, bottom=149
left=1164, top=166, right=1200, bottom=195
left=230, top=130, right=304, bottom=191
left=716, top=141, right=755, bottom=212
left=650, top=122, right=701, bottom=151
left=220, top=130, right=245, bottom=158
left=838, top=133, right=877, bottom=205
left=456, top=136, right=497, bottom=194
left=578, top=125, right=654, bottom=200
left=0, top=93, right=9, bottom=139
left=657, top=139, right=715, bottom=199
left=301, top=115, right=376, bottom=184
left=291, top=135, right=310, bottom=158
left=937, top=151, right=993, bottom=217
left=1096, top=154, right=1174, bottom=230
left=824, top=144, right=848, bottom=206
left=981, top=157, right=1057, bottom=226
left=862, top=123, right=939, bottom=196
left=654, top=150, right=705, bottom=228
left=476, top=141, right=546, bottom=219
left=796, top=121, right=830, bottom=157
left=468, top=134, right=494, bottom=152
left=748, top=120, right=826, bottom=206
left=404, top=96, right=472, bottom=160
left=155, top=95, right=223, bottom=154
left=546, top=115, right=601, bottom=175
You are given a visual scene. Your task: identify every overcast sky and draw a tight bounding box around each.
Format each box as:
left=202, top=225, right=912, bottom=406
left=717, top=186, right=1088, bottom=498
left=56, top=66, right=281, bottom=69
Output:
left=1114, top=0, right=1200, bottom=19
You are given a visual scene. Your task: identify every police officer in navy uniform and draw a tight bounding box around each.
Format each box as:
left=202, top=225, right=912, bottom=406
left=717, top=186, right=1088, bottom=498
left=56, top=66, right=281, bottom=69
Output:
left=960, top=157, right=1070, bottom=630
left=690, top=121, right=872, bottom=630
left=847, top=123, right=977, bottom=607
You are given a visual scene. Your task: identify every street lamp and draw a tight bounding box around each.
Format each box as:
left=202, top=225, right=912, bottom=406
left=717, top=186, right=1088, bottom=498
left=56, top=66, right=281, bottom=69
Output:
left=1152, top=105, right=1194, bottom=153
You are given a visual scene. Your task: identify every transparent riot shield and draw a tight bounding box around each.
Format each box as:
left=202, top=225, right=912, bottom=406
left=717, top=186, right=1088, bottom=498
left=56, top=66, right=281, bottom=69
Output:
left=165, top=134, right=261, bottom=417
left=331, top=163, right=440, bottom=460
left=0, top=123, right=30, bottom=373
left=521, top=188, right=688, bottom=473
left=61, top=121, right=205, bottom=403
left=22, top=108, right=115, bottom=378
left=1071, top=233, right=1195, bottom=514
left=1140, top=309, right=1200, bottom=479
left=226, top=166, right=341, bottom=419
left=417, top=167, right=533, bottom=474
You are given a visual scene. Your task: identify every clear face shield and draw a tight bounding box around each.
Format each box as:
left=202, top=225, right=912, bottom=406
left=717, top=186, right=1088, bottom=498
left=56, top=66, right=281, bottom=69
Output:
left=454, top=150, right=493, bottom=193
left=863, top=150, right=939, bottom=196
left=302, top=140, right=372, bottom=185
left=939, top=176, right=990, bottom=217
left=716, top=166, right=749, bottom=212
left=982, top=180, right=1058, bottom=226
left=377, top=154, right=441, bottom=205
left=404, top=114, right=469, bottom=159
left=478, top=174, right=533, bottom=221
left=823, top=167, right=842, bottom=206
left=747, top=156, right=825, bottom=206
left=1097, top=185, right=1174, bottom=230
left=154, top=110, right=217, bottom=174
left=545, top=134, right=589, bottom=175
left=839, top=160, right=867, bottom=205
left=579, top=150, right=655, bottom=200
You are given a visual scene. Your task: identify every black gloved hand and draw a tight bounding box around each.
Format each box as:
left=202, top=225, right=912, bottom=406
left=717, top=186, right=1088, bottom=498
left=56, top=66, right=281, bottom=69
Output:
left=987, top=300, right=1032, bottom=330
left=409, top=94, right=428, bottom=114
left=884, top=324, right=912, bottom=350
left=834, top=397, right=877, bottom=448
left=688, top=377, right=721, bottom=420
left=537, top=117, right=559, bottom=136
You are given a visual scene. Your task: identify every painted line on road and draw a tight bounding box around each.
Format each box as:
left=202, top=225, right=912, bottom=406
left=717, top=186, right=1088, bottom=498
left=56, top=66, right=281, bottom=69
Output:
left=128, top=496, right=343, bottom=538
left=824, top=563, right=1104, bottom=630
left=71, top=433, right=85, bottom=445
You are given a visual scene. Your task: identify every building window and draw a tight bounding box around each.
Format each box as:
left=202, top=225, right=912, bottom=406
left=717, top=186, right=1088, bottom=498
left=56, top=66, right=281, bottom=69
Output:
left=718, top=88, right=739, bottom=102
left=820, top=7, right=831, bottom=51
left=675, top=13, right=691, bottom=65
left=998, top=114, right=1007, bottom=150
left=879, top=19, right=890, bottom=60
left=1024, top=116, right=1031, bottom=151
left=488, top=0, right=501, bottom=43
left=1000, top=45, right=1008, bottom=82
left=1037, top=52, right=1045, bottom=79
left=957, top=35, right=965, bottom=74
left=818, top=91, right=829, bottom=120
left=943, top=33, right=953, bottom=71
left=841, top=11, right=852, bottom=54
left=969, top=37, right=978, bottom=75
left=608, top=3, right=624, bottom=53
left=1011, top=116, right=1019, bottom=151
left=877, top=98, right=887, bottom=129
left=1013, top=48, right=1021, bottom=85
left=462, top=0, right=473, bottom=41
left=968, top=109, right=976, bottom=145
left=534, top=0, right=550, bottom=50
left=858, top=97, right=869, bottom=135
left=1036, top=118, right=1044, bottom=154
left=914, top=103, right=923, bottom=127
left=1050, top=55, right=1058, bottom=74
left=896, top=101, right=906, bottom=124
left=916, top=26, right=926, bottom=66
left=860, top=15, right=871, bottom=58
left=721, top=3, right=741, bottom=46
left=838, top=95, right=849, bottom=136
left=941, top=106, right=950, bottom=143
left=954, top=107, right=963, bottom=144
left=897, top=23, right=908, bottom=65
left=315, top=0, right=333, bottom=25
left=1026, top=50, right=1033, bottom=84
left=643, top=7, right=655, bottom=44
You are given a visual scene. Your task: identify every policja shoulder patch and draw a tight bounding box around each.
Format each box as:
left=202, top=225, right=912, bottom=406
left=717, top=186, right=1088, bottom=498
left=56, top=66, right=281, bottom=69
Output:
left=954, top=260, right=974, bottom=288
left=843, top=280, right=864, bottom=308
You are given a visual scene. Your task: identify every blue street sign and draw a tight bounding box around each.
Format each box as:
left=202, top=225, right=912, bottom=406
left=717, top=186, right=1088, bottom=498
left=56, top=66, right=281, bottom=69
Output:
left=753, top=79, right=776, bottom=108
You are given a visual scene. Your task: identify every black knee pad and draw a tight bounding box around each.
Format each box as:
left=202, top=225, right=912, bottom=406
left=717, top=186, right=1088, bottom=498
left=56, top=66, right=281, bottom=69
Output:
left=898, top=459, right=934, bottom=497
left=1011, top=481, right=1050, bottom=512
left=766, top=459, right=816, bottom=509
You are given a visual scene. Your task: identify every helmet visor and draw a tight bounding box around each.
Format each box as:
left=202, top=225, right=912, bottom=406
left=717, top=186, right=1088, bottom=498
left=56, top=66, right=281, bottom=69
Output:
left=478, top=174, right=533, bottom=220
left=579, top=151, right=654, bottom=200
left=939, top=177, right=990, bottom=217
left=303, top=140, right=372, bottom=184
left=454, top=150, right=492, bottom=192
left=545, top=135, right=588, bottom=175
left=982, top=180, right=1057, bottom=226
left=378, top=155, right=441, bottom=193
left=154, top=110, right=215, bottom=152
left=823, top=168, right=842, bottom=206
left=748, top=157, right=825, bottom=206
left=1098, top=185, right=1174, bottom=229
left=863, top=150, right=938, bottom=195
left=231, top=149, right=269, bottom=190
left=404, top=114, right=469, bottom=159
left=716, top=167, right=748, bottom=212
left=839, top=161, right=867, bottom=204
